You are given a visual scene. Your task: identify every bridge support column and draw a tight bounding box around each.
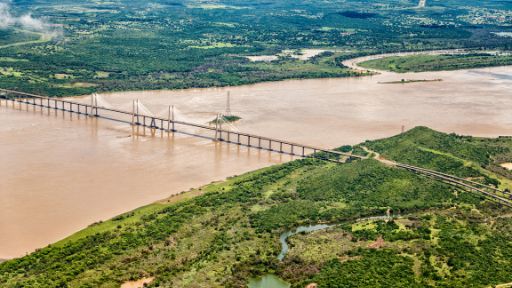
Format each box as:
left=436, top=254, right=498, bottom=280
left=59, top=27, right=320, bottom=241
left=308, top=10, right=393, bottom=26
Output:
left=132, top=100, right=136, bottom=125
left=94, top=94, right=99, bottom=117
left=171, top=105, right=175, bottom=132
left=135, top=99, right=140, bottom=124
left=167, top=105, right=172, bottom=132
left=214, top=114, right=219, bottom=141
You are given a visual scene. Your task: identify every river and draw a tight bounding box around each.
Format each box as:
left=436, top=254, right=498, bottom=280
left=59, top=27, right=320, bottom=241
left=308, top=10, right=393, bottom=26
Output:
left=0, top=105, right=287, bottom=259
left=94, top=65, right=512, bottom=146
left=1, top=58, right=511, bottom=259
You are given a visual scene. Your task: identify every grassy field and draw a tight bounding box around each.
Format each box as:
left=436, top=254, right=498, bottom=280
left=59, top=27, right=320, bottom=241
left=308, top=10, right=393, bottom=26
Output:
left=1, top=127, right=512, bottom=287
left=359, top=53, right=512, bottom=73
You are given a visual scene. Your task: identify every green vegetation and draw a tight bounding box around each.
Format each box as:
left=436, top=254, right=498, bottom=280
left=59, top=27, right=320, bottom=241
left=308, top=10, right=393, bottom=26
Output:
left=310, top=250, right=418, bottom=287
left=379, top=79, right=442, bottom=84
left=210, top=114, right=242, bottom=125
left=359, top=53, right=512, bottom=73
left=1, top=128, right=512, bottom=287
left=0, top=29, right=40, bottom=47
left=364, top=126, right=512, bottom=189
left=0, top=0, right=511, bottom=96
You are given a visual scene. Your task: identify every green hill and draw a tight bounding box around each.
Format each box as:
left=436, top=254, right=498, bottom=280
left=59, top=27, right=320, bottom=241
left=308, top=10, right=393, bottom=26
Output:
left=1, top=128, right=512, bottom=287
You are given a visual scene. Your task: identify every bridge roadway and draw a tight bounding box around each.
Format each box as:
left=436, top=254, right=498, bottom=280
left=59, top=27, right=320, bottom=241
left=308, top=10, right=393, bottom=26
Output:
left=1, top=88, right=511, bottom=208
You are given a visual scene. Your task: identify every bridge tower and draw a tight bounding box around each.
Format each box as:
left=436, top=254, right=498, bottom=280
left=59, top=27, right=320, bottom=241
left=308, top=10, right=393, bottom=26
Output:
left=225, top=91, right=232, bottom=116
left=214, top=113, right=223, bottom=141
left=132, top=99, right=141, bottom=125
left=132, top=100, right=136, bottom=125
left=168, top=105, right=176, bottom=132
left=91, top=93, right=99, bottom=116
left=418, top=0, right=426, bottom=8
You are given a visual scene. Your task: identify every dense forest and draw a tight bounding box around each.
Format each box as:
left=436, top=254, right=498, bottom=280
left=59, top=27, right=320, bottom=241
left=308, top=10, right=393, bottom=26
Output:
left=1, top=127, right=512, bottom=287
left=0, top=0, right=511, bottom=96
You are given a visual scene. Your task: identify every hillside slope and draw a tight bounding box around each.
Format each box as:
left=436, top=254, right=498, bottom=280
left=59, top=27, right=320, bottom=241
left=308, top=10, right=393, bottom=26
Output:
left=1, top=128, right=512, bottom=287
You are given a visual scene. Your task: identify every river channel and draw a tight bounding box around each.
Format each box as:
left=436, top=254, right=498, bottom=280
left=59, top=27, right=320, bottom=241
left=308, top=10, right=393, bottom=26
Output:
left=1, top=59, right=511, bottom=259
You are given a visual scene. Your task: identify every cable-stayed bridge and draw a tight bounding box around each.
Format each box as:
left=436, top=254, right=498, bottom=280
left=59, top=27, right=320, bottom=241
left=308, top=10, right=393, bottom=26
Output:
left=0, top=88, right=357, bottom=163
left=1, top=88, right=510, bottom=208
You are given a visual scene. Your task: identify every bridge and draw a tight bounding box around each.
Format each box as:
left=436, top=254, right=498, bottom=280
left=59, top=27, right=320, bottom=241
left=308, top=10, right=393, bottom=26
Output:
left=396, top=163, right=512, bottom=208
left=0, top=88, right=358, bottom=163
left=1, top=88, right=511, bottom=208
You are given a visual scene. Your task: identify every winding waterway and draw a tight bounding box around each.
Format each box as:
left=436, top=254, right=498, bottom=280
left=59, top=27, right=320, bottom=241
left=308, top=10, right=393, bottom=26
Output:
left=1, top=56, right=511, bottom=259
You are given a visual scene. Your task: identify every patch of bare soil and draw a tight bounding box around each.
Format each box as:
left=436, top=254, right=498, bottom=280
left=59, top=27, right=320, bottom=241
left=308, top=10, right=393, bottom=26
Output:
left=120, top=277, right=154, bottom=288
left=501, top=163, right=512, bottom=171
left=368, top=236, right=385, bottom=249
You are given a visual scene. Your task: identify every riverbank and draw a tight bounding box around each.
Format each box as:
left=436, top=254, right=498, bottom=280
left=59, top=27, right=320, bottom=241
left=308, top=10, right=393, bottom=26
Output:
left=0, top=49, right=366, bottom=97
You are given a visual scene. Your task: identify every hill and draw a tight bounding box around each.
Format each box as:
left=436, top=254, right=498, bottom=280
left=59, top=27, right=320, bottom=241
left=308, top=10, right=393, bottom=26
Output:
left=1, top=127, right=512, bottom=287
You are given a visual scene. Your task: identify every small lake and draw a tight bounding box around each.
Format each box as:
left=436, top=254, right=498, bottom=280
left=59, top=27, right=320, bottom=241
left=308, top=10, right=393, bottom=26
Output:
left=248, top=274, right=290, bottom=288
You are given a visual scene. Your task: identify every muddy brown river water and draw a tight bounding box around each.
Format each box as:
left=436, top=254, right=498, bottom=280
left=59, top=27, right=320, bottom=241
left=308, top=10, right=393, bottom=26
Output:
left=1, top=64, right=511, bottom=259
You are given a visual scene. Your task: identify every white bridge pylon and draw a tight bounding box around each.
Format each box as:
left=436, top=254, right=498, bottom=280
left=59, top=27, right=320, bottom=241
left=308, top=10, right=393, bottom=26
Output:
left=91, top=93, right=114, bottom=110
left=87, top=93, right=239, bottom=135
